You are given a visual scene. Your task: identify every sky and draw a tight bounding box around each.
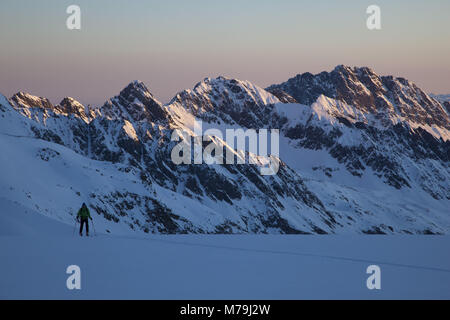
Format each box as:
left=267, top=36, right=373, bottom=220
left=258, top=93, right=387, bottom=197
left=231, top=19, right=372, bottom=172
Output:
left=0, top=0, right=449, bottom=106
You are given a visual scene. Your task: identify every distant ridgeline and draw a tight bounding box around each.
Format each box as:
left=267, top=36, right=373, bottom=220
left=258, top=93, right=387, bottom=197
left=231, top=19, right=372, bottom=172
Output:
left=0, top=65, right=449, bottom=235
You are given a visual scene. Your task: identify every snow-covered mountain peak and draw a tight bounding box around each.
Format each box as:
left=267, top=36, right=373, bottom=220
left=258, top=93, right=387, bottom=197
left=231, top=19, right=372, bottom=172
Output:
left=1, top=67, right=449, bottom=236
left=175, top=76, right=280, bottom=107
left=167, top=76, right=280, bottom=128
left=56, top=97, right=90, bottom=121
left=268, top=65, right=449, bottom=136
left=120, top=80, right=154, bottom=99
left=333, top=64, right=376, bottom=76
left=11, top=91, right=54, bottom=110
left=8, top=92, right=96, bottom=123
left=202, top=76, right=279, bottom=106
left=100, top=81, right=167, bottom=123
left=333, top=64, right=353, bottom=73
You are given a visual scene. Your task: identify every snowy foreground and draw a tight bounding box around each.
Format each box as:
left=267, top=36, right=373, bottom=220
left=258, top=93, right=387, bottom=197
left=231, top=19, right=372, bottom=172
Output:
left=0, top=198, right=449, bottom=300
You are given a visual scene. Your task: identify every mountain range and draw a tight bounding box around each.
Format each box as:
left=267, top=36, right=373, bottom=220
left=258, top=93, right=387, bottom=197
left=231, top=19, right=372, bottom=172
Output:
left=0, top=65, right=449, bottom=234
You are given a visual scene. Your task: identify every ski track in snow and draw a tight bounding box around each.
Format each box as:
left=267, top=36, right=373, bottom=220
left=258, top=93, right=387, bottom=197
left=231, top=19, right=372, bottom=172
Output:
left=1, top=198, right=450, bottom=299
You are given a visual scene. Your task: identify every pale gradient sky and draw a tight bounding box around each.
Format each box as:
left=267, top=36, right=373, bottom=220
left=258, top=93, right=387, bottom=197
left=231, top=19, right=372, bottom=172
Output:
left=0, top=0, right=449, bottom=106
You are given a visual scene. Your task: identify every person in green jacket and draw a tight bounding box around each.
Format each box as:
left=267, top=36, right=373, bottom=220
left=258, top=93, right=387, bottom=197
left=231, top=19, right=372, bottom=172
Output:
left=77, top=203, right=92, bottom=237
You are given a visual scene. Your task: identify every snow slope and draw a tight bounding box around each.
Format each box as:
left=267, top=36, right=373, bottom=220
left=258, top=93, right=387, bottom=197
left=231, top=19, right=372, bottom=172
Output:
left=1, top=198, right=449, bottom=299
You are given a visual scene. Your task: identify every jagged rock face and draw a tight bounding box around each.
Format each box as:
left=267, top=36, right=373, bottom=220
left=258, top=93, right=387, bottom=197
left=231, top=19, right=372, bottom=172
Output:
left=169, top=77, right=282, bottom=128
left=166, top=69, right=449, bottom=202
left=1, top=67, right=449, bottom=235
left=268, top=88, right=298, bottom=104
left=283, top=114, right=449, bottom=197
left=3, top=82, right=335, bottom=234
left=167, top=71, right=448, bottom=199
left=268, top=65, right=449, bottom=130
left=101, top=81, right=168, bottom=123
left=9, top=92, right=91, bottom=124
left=84, top=120, right=336, bottom=234
left=11, top=92, right=54, bottom=110
left=56, top=97, right=88, bottom=120
left=264, top=66, right=449, bottom=200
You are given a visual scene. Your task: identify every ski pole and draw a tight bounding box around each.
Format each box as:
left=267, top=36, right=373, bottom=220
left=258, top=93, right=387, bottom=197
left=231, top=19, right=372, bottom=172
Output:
left=72, top=219, right=78, bottom=236
left=91, top=219, right=97, bottom=237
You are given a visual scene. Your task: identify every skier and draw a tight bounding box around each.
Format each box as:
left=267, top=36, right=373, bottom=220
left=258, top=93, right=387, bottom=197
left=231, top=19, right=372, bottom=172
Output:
left=77, top=203, right=92, bottom=237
